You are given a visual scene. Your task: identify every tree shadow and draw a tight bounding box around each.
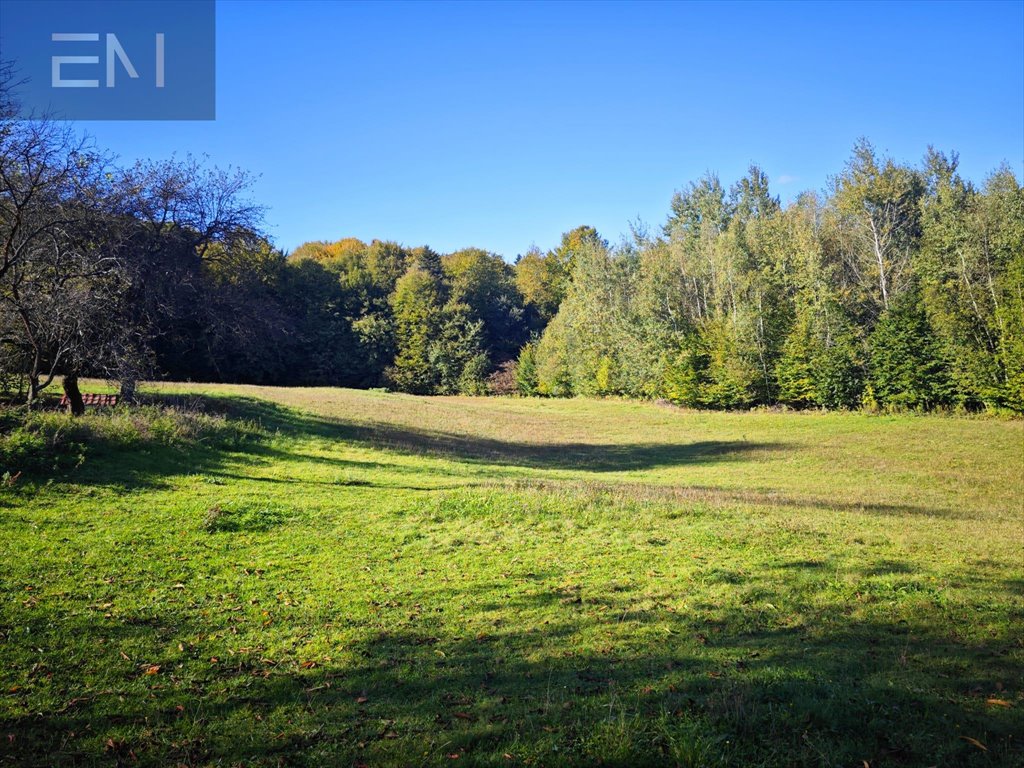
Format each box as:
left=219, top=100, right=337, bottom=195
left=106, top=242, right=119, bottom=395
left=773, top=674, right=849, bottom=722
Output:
left=6, top=393, right=972, bottom=523
left=148, top=392, right=788, bottom=473
left=6, top=392, right=789, bottom=494
left=2, top=573, right=1020, bottom=767
left=506, top=477, right=975, bottom=519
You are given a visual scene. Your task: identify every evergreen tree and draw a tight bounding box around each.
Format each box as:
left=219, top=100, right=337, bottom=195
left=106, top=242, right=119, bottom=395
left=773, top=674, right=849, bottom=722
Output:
left=868, top=288, right=953, bottom=410
left=776, top=309, right=817, bottom=407
left=661, top=339, right=708, bottom=407
left=515, top=341, right=539, bottom=396
left=442, top=248, right=525, bottom=364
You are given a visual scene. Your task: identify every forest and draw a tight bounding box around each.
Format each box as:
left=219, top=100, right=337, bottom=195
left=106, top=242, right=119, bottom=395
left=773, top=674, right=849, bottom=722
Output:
left=3, top=72, right=1022, bottom=412
left=285, top=148, right=1024, bottom=412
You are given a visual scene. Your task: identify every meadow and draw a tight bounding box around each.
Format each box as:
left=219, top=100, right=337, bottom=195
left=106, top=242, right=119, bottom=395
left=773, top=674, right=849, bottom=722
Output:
left=1, top=382, right=1021, bottom=767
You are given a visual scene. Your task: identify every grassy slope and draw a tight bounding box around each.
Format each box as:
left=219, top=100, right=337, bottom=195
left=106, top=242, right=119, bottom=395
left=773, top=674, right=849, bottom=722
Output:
left=1, top=382, right=1022, bottom=767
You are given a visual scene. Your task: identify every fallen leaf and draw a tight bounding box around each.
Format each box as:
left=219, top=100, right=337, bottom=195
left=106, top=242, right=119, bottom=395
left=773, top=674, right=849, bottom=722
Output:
left=356, top=695, right=369, bottom=704
left=145, top=665, right=160, bottom=675
left=961, top=736, right=988, bottom=751
left=986, top=698, right=1012, bottom=708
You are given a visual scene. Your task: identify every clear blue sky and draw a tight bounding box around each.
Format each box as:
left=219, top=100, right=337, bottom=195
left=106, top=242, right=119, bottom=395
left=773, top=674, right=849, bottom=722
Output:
left=83, top=0, right=1024, bottom=258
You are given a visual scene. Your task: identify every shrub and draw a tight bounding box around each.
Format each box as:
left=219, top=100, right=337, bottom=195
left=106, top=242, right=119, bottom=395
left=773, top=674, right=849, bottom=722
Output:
left=0, top=425, right=71, bottom=474
left=515, top=342, right=539, bottom=396
left=486, top=360, right=518, bottom=396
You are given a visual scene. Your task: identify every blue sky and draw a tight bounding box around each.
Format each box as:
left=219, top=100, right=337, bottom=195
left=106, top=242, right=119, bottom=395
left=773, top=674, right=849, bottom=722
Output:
left=82, top=0, right=1023, bottom=258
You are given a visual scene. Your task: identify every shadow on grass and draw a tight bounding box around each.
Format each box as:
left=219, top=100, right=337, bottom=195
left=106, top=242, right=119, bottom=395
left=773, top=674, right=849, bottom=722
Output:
left=155, top=396, right=977, bottom=518
left=7, top=393, right=972, bottom=519
left=503, top=477, right=976, bottom=519
left=1, top=575, right=1020, bottom=767
left=23, top=393, right=787, bottom=493
left=194, top=393, right=786, bottom=472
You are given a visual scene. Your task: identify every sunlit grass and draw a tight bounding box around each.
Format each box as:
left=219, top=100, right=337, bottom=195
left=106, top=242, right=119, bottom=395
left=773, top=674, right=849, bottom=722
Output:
left=1, top=382, right=1021, bottom=766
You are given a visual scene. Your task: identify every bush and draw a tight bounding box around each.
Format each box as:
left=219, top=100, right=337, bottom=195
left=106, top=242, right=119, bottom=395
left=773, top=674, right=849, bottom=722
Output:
left=515, top=343, right=539, bottom=395
left=0, top=425, right=69, bottom=474
left=457, top=352, right=489, bottom=395
left=486, top=360, right=518, bottom=396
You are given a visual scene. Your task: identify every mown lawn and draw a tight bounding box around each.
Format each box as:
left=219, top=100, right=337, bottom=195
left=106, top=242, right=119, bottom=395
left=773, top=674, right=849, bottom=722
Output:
left=1, top=383, right=1022, bottom=767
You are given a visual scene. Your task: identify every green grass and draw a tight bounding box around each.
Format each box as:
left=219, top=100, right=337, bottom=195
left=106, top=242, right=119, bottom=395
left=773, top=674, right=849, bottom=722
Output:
left=1, top=382, right=1022, bottom=767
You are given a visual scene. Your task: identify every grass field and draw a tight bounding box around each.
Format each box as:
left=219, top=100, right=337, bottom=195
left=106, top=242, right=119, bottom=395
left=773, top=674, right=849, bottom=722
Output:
left=1, top=382, right=1022, bottom=767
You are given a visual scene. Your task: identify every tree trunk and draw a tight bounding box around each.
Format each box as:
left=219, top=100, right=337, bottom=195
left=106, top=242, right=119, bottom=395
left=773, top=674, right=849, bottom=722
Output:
left=25, top=377, right=39, bottom=410
left=120, top=378, right=137, bottom=402
left=62, top=374, right=85, bottom=416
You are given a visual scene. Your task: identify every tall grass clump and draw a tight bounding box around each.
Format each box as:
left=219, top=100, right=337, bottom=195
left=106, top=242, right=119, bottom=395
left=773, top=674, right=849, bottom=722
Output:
left=0, top=404, right=263, bottom=475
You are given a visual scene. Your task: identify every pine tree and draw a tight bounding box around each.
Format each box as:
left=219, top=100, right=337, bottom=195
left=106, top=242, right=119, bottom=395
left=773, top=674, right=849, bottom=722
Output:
left=868, top=288, right=953, bottom=410
left=776, top=311, right=817, bottom=407
left=515, top=342, right=539, bottom=395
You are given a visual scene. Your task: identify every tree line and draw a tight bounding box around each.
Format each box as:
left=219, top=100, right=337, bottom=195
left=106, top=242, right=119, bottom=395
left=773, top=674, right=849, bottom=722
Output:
left=0, top=73, right=534, bottom=407
left=2, top=66, right=1021, bottom=412
left=518, top=144, right=1024, bottom=412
